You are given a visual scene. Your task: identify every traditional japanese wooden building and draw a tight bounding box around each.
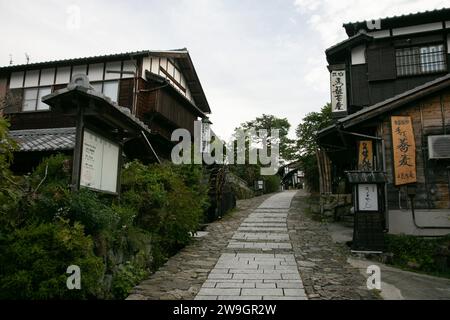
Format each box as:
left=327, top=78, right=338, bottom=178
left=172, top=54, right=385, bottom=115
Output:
left=0, top=49, right=211, bottom=167
left=318, top=9, right=450, bottom=236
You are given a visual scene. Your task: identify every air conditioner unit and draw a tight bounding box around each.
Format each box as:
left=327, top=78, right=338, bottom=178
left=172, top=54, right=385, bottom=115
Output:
left=428, top=135, right=450, bottom=159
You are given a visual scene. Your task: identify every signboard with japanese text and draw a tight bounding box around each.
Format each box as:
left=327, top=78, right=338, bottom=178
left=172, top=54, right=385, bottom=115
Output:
left=330, top=69, right=347, bottom=113
left=391, top=116, right=417, bottom=186
left=357, top=184, right=378, bottom=211
left=358, top=140, right=373, bottom=171
left=80, top=128, right=120, bottom=193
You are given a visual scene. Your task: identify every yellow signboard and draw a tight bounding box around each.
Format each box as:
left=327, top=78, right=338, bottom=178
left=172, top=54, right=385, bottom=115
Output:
left=391, top=116, right=417, bottom=186
left=358, top=140, right=373, bottom=171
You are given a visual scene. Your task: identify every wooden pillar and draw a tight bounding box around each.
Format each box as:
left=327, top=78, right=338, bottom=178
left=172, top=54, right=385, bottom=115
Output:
left=71, top=103, right=84, bottom=192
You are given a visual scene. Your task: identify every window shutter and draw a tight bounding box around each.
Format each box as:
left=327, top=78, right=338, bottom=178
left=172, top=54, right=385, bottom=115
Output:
left=367, top=45, right=396, bottom=81
left=118, top=79, right=134, bottom=110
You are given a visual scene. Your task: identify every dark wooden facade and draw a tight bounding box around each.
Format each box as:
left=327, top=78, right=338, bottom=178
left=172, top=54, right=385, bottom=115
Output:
left=318, top=80, right=450, bottom=210
left=381, top=89, right=450, bottom=210
left=327, top=8, right=450, bottom=114
left=0, top=50, right=210, bottom=161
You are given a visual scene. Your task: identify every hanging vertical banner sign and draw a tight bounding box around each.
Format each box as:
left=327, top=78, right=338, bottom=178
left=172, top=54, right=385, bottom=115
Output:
left=391, top=116, right=417, bottom=186
left=330, top=69, right=347, bottom=113
left=358, top=140, right=373, bottom=171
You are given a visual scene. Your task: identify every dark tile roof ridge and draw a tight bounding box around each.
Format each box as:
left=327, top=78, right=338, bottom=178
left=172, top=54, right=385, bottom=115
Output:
left=343, top=7, right=449, bottom=26
left=8, top=127, right=76, bottom=136
left=0, top=49, right=189, bottom=69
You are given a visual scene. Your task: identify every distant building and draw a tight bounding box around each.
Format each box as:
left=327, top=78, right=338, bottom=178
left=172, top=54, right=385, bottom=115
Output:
left=317, top=9, right=450, bottom=236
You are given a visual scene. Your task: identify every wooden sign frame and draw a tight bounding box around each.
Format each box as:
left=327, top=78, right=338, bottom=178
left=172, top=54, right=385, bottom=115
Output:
left=391, top=116, right=417, bottom=186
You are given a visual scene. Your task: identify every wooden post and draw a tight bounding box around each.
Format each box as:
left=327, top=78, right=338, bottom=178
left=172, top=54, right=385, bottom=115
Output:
left=71, top=103, right=84, bottom=192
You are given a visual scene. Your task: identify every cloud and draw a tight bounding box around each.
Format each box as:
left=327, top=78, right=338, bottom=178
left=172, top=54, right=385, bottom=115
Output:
left=293, top=0, right=450, bottom=47
left=0, top=0, right=447, bottom=139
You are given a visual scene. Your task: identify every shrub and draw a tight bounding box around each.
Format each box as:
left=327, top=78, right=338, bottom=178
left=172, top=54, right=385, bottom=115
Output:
left=0, top=150, right=209, bottom=299
left=385, top=234, right=450, bottom=277
left=0, top=219, right=105, bottom=299
left=111, top=261, right=147, bottom=299
left=263, top=175, right=281, bottom=194
left=121, top=161, right=208, bottom=261
left=0, top=117, right=22, bottom=230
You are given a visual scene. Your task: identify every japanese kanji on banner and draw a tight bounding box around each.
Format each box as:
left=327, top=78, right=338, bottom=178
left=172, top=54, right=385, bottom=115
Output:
left=358, top=140, right=373, bottom=171
left=391, top=116, right=417, bottom=186
left=330, top=70, right=347, bottom=113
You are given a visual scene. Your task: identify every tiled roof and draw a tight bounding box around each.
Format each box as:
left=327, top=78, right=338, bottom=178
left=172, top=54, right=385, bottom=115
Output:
left=343, top=7, right=449, bottom=27
left=318, top=73, right=450, bottom=137
left=8, top=127, right=76, bottom=152
left=0, top=49, right=187, bottom=70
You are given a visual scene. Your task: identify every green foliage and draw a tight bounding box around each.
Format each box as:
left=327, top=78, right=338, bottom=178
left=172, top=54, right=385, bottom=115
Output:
left=295, top=104, right=332, bottom=192
left=263, top=175, right=281, bottom=194
left=28, top=155, right=119, bottom=235
left=295, top=104, right=332, bottom=156
left=385, top=234, right=450, bottom=277
left=111, top=261, right=147, bottom=299
left=0, top=219, right=104, bottom=299
left=0, top=117, right=22, bottom=229
left=239, top=114, right=295, bottom=162
left=121, top=161, right=208, bottom=260
left=0, top=123, right=209, bottom=299
left=229, top=114, right=294, bottom=191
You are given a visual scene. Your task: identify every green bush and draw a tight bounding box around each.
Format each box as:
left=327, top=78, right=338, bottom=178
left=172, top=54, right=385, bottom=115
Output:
left=385, top=234, right=450, bottom=277
left=111, top=261, right=147, bottom=299
left=0, top=144, right=209, bottom=299
left=121, top=161, right=208, bottom=261
left=0, top=219, right=105, bottom=299
left=263, top=175, right=281, bottom=194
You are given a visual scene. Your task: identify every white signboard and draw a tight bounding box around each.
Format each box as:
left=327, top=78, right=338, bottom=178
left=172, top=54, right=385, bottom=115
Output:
left=201, top=122, right=211, bottom=153
left=330, top=70, right=347, bottom=113
left=80, top=129, right=120, bottom=193
left=357, top=184, right=378, bottom=211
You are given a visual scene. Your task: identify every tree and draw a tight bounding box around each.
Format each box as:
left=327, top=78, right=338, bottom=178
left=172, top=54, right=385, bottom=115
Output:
left=240, top=114, right=295, bottom=162
left=295, top=104, right=332, bottom=192
left=227, top=114, right=294, bottom=190
left=295, top=103, right=332, bottom=156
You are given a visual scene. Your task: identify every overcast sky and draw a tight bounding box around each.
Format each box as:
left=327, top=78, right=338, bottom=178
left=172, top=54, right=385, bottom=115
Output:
left=0, top=0, right=448, bottom=139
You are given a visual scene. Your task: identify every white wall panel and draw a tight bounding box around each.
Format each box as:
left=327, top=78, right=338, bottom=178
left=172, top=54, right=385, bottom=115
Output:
left=104, top=61, right=121, bottom=80
left=159, top=58, right=167, bottom=76
left=88, top=63, right=104, bottom=81
left=40, top=68, right=55, bottom=86
left=55, top=66, right=71, bottom=84
left=368, top=29, right=390, bottom=38
left=24, top=70, right=40, bottom=87
left=9, top=71, right=24, bottom=88
left=122, top=60, right=136, bottom=78
left=141, top=57, right=151, bottom=77
left=150, top=58, right=158, bottom=74
left=72, top=65, right=87, bottom=76
left=351, top=45, right=366, bottom=65
left=167, top=60, right=175, bottom=77
left=392, top=22, right=443, bottom=36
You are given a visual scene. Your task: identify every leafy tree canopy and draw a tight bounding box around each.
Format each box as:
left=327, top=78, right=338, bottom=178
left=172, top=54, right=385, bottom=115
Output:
left=295, top=103, right=332, bottom=156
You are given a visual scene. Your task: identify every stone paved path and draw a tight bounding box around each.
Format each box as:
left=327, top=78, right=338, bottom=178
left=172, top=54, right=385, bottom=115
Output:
left=128, top=190, right=377, bottom=300
left=127, top=194, right=273, bottom=300
left=289, top=191, right=378, bottom=300
left=195, top=191, right=307, bottom=300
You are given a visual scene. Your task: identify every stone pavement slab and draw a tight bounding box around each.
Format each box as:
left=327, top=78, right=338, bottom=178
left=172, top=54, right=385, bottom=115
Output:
left=195, top=191, right=308, bottom=300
